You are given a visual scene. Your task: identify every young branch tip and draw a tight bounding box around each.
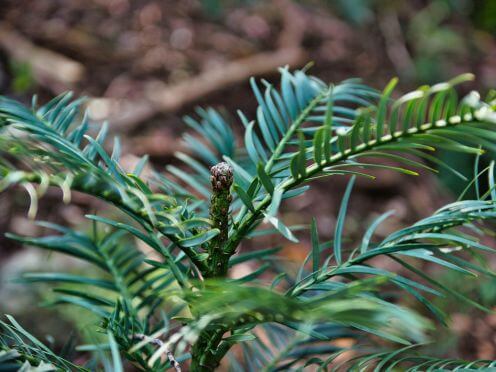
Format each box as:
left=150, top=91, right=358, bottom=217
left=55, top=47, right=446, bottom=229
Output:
left=207, top=162, right=233, bottom=277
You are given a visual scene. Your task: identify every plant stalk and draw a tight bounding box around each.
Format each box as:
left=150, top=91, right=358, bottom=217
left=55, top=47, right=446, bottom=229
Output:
left=191, top=162, right=234, bottom=370
left=206, top=162, right=233, bottom=277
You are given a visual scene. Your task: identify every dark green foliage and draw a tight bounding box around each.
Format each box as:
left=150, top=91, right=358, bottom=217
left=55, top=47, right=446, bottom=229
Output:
left=1, top=67, right=496, bottom=370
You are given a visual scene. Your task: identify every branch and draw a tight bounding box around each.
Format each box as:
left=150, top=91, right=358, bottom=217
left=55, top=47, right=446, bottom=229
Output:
left=377, top=10, right=415, bottom=79
left=86, top=1, right=307, bottom=133
left=89, top=47, right=306, bottom=132
left=0, top=26, right=85, bottom=92
left=132, top=334, right=181, bottom=372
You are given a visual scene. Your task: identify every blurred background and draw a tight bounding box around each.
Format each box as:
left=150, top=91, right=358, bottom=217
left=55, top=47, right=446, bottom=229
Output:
left=1, top=0, right=496, bottom=367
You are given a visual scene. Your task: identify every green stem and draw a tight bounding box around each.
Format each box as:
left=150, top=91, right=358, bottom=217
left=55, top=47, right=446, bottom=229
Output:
left=190, top=326, right=227, bottom=372
left=191, top=162, right=234, bottom=370
left=206, top=162, right=234, bottom=277
left=190, top=315, right=265, bottom=372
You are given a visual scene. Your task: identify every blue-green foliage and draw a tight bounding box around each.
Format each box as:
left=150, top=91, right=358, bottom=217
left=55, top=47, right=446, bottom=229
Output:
left=1, top=67, right=496, bottom=370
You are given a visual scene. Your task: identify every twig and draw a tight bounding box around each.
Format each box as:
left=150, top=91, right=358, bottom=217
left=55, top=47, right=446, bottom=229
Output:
left=377, top=10, right=415, bottom=79
left=132, top=333, right=181, bottom=372
left=0, top=26, right=85, bottom=93
left=88, top=47, right=306, bottom=132
left=276, top=0, right=306, bottom=49
left=87, top=0, right=308, bottom=133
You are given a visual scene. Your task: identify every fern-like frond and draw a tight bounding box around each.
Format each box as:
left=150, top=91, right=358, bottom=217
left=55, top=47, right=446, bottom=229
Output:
left=6, top=221, right=192, bottom=370
left=171, top=278, right=430, bottom=370
left=0, top=94, right=217, bottom=276
left=290, top=174, right=496, bottom=323
left=8, top=222, right=179, bottom=318
left=328, top=344, right=496, bottom=371
left=0, top=315, right=86, bottom=371
left=224, top=72, right=496, bottom=252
